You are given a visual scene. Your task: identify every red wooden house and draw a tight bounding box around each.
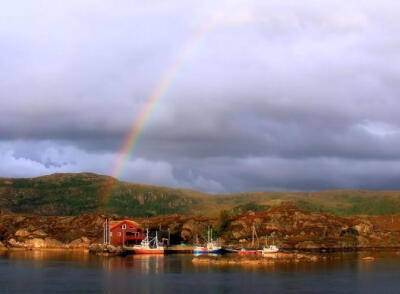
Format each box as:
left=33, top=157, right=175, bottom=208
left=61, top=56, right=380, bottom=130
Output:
left=108, top=220, right=145, bottom=247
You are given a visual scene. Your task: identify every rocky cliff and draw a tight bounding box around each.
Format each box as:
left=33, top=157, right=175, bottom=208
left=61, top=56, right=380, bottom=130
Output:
left=0, top=214, right=102, bottom=249
left=1, top=206, right=400, bottom=250
left=223, top=205, right=400, bottom=250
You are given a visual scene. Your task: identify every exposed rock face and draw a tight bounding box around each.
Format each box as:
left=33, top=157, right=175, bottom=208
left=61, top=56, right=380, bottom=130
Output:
left=225, top=206, right=400, bottom=250
left=353, top=222, right=374, bottom=235
left=192, top=253, right=322, bottom=265
left=15, top=229, right=30, bottom=238
left=0, top=214, right=103, bottom=249
left=295, top=241, right=320, bottom=249
left=8, top=237, right=64, bottom=248
left=89, top=244, right=123, bottom=256
left=68, top=237, right=91, bottom=248
left=1, top=206, right=400, bottom=250
left=133, top=214, right=214, bottom=244
left=181, top=219, right=209, bottom=242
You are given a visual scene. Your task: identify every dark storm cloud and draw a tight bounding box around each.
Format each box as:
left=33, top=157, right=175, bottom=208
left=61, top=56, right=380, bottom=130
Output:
left=1, top=0, right=400, bottom=192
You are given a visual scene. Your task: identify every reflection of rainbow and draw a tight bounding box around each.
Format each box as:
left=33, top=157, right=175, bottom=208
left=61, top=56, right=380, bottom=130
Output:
left=102, top=18, right=219, bottom=202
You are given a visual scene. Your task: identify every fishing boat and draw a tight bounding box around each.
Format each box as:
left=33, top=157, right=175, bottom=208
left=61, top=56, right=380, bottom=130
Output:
left=238, top=224, right=260, bottom=255
left=238, top=248, right=260, bottom=255
left=193, top=227, right=222, bottom=254
left=261, top=237, right=280, bottom=255
left=261, top=244, right=280, bottom=254
left=133, top=230, right=165, bottom=254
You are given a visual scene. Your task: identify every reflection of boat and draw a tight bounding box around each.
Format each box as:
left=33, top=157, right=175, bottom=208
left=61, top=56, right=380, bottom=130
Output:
left=133, top=230, right=165, bottom=254
left=193, top=227, right=222, bottom=254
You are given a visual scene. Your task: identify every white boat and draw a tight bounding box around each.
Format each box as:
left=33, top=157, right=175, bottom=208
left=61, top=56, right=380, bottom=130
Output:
left=261, top=236, right=280, bottom=255
left=193, top=242, right=222, bottom=254
left=193, top=227, right=222, bottom=254
left=133, top=230, right=165, bottom=254
left=261, top=244, right=280, bottom=254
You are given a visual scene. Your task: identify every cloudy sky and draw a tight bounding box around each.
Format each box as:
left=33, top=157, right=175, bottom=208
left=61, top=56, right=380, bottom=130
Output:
left=1, top=0, right=400, bottom=193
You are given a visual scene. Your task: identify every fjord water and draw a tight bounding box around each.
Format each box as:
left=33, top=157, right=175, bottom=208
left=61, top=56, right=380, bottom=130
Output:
left=1, top=251, right=400, bottom=294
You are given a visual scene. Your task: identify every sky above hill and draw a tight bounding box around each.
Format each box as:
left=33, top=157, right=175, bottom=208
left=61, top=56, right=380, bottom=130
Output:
left=1, top=0, right=400, bottom=193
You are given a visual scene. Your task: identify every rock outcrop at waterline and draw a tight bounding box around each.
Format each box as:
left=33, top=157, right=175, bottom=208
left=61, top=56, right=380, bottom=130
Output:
left=219, top=206, right=400, bottom=250
left=1, top=206, right=400, bottom=250
left=0, top=214, right=102, bottom=249
left=192, top=253, right=321, bottom=266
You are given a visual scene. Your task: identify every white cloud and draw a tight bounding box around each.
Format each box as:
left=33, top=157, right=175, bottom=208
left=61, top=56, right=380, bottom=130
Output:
left=357, top=121, right=400, bottom=137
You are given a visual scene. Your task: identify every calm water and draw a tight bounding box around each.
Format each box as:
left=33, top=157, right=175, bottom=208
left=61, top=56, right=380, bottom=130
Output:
left=1, top=250, right=400, bottom=294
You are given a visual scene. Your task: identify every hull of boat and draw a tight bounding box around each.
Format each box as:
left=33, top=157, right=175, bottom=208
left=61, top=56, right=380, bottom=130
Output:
left=193, top=248, right=222, bottom=254
left=134, top=248, right=165, bottom=254
left=238, top=250, right=260, bottom=256
left=262, top=250, right=279, bottom=255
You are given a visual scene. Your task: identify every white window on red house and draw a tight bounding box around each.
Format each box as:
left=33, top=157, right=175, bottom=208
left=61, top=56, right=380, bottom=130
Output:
left=122, top=224, right=127, bottom=229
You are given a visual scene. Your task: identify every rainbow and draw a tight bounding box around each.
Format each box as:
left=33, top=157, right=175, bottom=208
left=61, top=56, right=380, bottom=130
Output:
left=101, top=17, right=219, bottom=201
left=112, top=19, right=218, bottom=179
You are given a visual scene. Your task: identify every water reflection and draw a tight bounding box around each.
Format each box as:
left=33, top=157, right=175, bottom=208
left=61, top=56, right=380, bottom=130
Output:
left=1, top=251, right=400, bottom=293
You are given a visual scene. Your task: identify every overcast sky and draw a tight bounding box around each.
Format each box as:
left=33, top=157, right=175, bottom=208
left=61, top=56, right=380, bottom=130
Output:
left=1, top=0, right=400, bottom=193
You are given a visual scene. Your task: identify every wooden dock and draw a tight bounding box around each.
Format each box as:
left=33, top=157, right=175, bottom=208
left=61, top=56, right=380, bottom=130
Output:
left=165, top=245, right=195, bottom=254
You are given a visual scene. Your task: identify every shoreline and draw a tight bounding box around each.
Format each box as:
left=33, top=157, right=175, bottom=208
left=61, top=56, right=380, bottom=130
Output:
left=2, top=206, right=400, bottom=254
left=0, top=247, right=89, bottom=252
left=1, top=245, right=400, bottom=253
left=192, top=250, right=400, bottom=266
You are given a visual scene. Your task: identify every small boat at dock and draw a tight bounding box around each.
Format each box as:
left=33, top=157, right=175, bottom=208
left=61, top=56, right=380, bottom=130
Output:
left=193, top=227, right=222, bottom=254
left=133, top=230, right=165, bottom=254
left=261, top=245, right=280, bottom=255
left=238, top=248, right=260, bottom=255
left=193, top=243, right=222, bottom=254
left=237, top=225, right=260, bottom=255
left=260, top=235, right=280, bottom=255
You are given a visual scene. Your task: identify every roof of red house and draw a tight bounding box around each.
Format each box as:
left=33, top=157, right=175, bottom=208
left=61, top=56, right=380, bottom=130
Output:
left=109, top=220, right=142, bottom=231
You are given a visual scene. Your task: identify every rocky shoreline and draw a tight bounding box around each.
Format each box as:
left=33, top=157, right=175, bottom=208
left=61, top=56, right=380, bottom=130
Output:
left=191, top=251, right=395, bottom=266
left=0, top=214, right=102, bottom=250
left=192, top=253, right=322, bottom=265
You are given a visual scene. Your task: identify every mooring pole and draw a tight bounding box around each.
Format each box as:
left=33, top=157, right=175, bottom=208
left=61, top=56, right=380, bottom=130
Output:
left=104, top=218, right=109, bottom=245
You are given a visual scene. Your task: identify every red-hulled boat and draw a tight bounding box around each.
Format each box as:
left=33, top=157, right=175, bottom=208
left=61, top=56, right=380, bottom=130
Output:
left=237, top=225, right=260, bottom=255
left=237, top=248, right=261, bottom=255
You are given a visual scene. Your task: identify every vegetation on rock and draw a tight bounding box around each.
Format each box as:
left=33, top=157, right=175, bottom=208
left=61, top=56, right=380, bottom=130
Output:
left=2, top=173, right=400, bottom=217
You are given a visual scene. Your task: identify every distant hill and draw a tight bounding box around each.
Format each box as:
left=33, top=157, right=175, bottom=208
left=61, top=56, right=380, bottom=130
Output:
left=1, top=173, right=400, bottom=217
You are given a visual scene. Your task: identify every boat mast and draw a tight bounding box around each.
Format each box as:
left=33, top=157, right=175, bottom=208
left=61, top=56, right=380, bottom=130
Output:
left=251, top=225, right=259, bottom=248
left=251, top=225, right=255, bottom=248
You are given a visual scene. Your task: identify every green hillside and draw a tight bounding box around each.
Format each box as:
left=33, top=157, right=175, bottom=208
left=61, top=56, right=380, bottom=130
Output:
left=1, top=173, right=400, bottom=217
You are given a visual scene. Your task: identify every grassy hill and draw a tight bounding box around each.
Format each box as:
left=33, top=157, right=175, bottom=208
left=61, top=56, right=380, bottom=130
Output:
left=1, top=173, right=400, bottom=217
